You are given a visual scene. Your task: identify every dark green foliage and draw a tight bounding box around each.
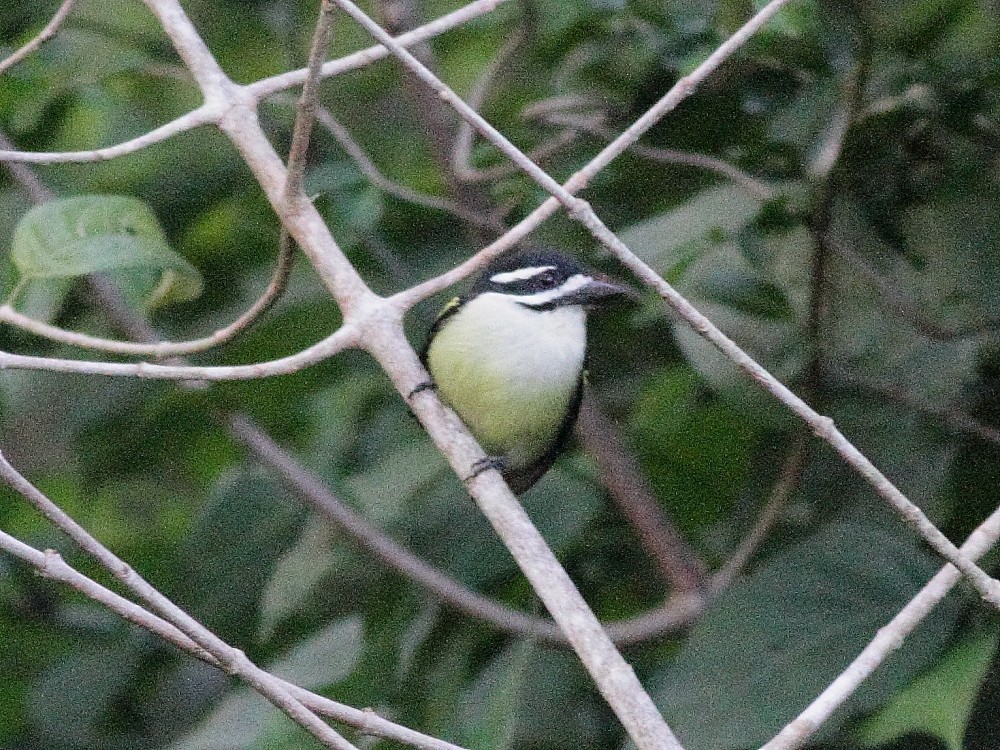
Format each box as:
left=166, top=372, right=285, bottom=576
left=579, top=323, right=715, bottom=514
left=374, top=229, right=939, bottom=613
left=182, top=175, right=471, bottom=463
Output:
left=1, top=0, right=999, bottom=748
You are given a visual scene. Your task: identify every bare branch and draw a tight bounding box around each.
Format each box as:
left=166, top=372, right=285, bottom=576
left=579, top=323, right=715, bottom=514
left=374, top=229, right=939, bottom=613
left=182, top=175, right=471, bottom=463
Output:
left=0, top=257, right=296, bottom=356
left=0, top=324, right=357, bottom=380
left=576, top=394, right=709, bottom=592
left=761, top=503, right=1000, bottom=750
left=332, top=4, right=690, bottom=748
left=451, top=28, right=524, bottom=182
left=588, top=220, right=1000, bottom=606
left=312, top=104, right=504, bottom=230
left=0, top=107, right=216, bottom=164
left=284, top=0, right=336, bottom=203
left=249, top=0, right=512, bottom=100
left=230, top=412, right=564, bottom=641
left=0, top=0, right=76, bottom=75
left=456, top=128, right=580, bottom=184
left=828, top=364, right=1000, bottom=448
left=533, top=111, right=774, bottom=200
left=712, top=430, right=809, bottom=589
left=230, top=410, right=713, bottom=645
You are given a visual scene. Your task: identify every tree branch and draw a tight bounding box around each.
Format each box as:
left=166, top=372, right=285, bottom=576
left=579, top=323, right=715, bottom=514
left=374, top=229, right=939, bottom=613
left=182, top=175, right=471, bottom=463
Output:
left=0, top=0, right=76, bottom=75
left=0, top=505, right=471, bottom=750
left=576, top=394, right=709, bottom=592
left=0, top=449, right=360, bottom=750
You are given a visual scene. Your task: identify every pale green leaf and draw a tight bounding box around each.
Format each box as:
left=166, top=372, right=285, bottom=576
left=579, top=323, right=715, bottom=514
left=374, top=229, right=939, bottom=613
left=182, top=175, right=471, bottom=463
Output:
left=11, top=195, right=203, bottom=309
left=166, top=617, right=363, bottom=750
left=858, top=631, right=1000, bottom=750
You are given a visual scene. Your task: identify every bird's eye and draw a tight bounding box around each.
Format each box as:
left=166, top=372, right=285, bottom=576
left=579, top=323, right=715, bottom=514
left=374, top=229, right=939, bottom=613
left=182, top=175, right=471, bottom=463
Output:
left=535, top=271, right=558, bottom=289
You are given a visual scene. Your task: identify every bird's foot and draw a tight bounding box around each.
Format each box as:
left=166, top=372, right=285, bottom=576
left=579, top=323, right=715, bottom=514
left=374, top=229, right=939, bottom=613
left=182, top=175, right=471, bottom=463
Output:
left=465, top=455, right=507, bottom=483
left=408, top=380, right=436, bottom=399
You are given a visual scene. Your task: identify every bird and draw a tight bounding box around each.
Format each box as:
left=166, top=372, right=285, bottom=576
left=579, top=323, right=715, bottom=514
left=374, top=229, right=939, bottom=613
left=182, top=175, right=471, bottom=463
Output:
left=421, top=248, right=634, bottom=494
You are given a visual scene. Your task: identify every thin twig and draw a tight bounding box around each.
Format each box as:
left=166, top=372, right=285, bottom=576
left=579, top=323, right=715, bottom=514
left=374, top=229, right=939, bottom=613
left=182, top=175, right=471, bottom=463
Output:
left=451, top=29, right=524, bottom=181
left=0, top=0, right=76, bottom=75
left=284, top=1, right=335, bottom=202
left=0, top=122, right=472, bottom=750
left=0, top=107, right=216, bottom=164
left=375, top=0, right=499, bottom=246
left=249, top=0, right=512, bottom=100
left=0, top=261, right=295, bottom=356
left=228, top=411, right=566, bottom=640
left=345, top=0, right=1000, bottom=608
left=828, top=235, right=1000, bottom=341
left=761, top=503, right=1000, bottom=750
left=456, top=129, right=580, bottom=184
left=311, top=104, right=504, bottom=230
left=531, top=111, right=774, bottom=200
left=576, top=394, right=709, bottom=592
left=712, top=430, right=809, bottom=589
left=827, top=364, right=1000, bottom=448
left=0, top=325, right=358, bottom=379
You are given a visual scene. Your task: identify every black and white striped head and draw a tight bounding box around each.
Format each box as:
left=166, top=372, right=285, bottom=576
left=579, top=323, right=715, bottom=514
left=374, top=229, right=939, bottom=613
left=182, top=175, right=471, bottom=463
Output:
left=470, top=249, right=632, bottom=311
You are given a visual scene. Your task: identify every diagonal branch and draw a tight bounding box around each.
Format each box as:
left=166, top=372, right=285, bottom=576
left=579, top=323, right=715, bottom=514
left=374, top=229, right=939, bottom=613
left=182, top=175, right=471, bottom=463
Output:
left=0, top=449, right=360, bottom=750
left=0, top=0, right=77, bottom=75
left=0, top=529, right=471, bottom=750
left=576, top=394, right=709, bottom=592
left=761, top=502, right=1000, bottom=750
left=312, top=104, right=504, bottom=230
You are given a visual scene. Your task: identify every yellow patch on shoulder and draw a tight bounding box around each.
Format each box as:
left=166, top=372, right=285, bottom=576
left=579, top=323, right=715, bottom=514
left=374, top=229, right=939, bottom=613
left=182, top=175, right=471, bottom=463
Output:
left=437, top=296, right=461, bottom=318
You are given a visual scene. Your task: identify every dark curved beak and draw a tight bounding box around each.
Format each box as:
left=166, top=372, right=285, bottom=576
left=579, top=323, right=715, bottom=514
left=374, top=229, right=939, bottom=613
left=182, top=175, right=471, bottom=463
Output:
left=571, top=275, right=640, bottom=308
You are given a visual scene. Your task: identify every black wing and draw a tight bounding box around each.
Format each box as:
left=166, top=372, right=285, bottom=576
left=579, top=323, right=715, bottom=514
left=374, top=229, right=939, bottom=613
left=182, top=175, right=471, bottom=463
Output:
left=502, top=373, right=585, bottom=495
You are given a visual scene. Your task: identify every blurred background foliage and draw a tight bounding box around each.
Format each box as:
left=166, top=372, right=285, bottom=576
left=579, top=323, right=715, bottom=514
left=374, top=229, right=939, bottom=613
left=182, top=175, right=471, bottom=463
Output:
left=1, top=0, right=999, bottom=749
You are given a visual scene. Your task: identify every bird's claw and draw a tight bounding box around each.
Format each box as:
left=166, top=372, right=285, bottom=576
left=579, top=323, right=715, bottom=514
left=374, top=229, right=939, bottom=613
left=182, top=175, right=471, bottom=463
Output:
left=408, top=380, right=436, bottom=399
left=465, top=456, right=507, bottom=483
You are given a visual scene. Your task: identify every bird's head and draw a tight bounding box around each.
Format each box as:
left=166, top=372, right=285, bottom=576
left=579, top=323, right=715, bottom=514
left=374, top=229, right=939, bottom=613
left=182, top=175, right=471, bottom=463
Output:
left=469, top=249, right=637, bottom=311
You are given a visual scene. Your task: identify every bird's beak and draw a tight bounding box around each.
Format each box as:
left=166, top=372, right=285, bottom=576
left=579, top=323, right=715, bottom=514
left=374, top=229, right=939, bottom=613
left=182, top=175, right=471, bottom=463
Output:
left=574, top=275, right=640, bottom=307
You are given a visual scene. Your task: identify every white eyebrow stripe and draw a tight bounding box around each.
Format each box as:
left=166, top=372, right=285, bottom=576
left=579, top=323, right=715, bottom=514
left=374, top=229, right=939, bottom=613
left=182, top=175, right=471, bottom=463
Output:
left=507, top=273, right=592, bottom=306
left=489, top=265, right=557, bottom=284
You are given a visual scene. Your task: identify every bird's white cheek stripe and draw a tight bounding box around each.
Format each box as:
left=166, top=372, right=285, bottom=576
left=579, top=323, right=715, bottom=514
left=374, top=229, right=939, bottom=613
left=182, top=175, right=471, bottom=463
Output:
left=510, top=273, right=592, bottom=306
left=490, top=265, right=556, bottom=284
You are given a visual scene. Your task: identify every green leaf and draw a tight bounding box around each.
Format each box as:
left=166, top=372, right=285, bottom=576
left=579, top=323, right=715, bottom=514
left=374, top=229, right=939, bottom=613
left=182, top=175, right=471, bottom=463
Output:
left=632, top=366, right=757, bottom=535
left=619, top=183, right=764, bottom=275
left=639, top=521, right=959, bottom=750
left=166, top=617, right=363, bottom=750
left=457, top=640, right=532, bottom=750
left=621, top=185, right=806, bottom=415
left=457, top=643, right=611, bottom=750
left=858, top=631, right=999, bottom=750
left=11, top=195, right=203, bottom=310
left=174, top=467, right=306, bottom=644
left=258, top=518, right=339, bottom=641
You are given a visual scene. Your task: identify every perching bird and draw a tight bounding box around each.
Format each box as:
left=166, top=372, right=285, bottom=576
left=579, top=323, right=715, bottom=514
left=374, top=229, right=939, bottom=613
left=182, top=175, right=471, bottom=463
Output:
left=421, top=249, right=633, bottom=494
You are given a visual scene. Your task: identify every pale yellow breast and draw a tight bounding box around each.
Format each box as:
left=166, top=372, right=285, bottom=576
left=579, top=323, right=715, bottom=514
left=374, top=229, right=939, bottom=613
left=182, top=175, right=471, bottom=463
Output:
left=426, top=293, right=586, bottom=469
